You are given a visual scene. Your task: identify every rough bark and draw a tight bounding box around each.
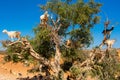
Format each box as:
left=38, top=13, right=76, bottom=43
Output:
left=45, top=18, right=62, bottom=77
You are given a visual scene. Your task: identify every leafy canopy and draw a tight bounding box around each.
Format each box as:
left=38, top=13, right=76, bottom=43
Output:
left=40, top=0, right=102, bottom=47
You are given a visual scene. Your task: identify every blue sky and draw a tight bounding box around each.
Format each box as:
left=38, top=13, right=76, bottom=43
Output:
left=90, top=0, right=120, bottom=49
left=0, top=0, right=120, bottom=49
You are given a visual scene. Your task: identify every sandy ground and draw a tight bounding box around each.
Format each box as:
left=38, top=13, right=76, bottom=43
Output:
left=0, top=54, right=38, bottom=80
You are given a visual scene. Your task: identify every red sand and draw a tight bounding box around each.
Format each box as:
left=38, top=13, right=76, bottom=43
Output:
left=0, top=54, right=38, bottom=80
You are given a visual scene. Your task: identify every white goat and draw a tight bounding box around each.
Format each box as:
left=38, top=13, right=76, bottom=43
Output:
left=104, top=39, right=116, bottom=49
left=2, top=29, right=21, bottom=41
left=66, top=39, right=72, bottom=46
left=40, top=11, right=49, bottom=24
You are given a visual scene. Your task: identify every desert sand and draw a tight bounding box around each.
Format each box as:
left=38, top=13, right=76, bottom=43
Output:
left=0, top=53, right=38, bottom=80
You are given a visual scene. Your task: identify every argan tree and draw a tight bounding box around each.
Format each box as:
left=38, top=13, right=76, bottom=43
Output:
left=1, top=0, right=104, bottom=79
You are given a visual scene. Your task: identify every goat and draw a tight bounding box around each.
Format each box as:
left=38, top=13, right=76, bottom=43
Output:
left=2, top=29, right=21, bottom=41
left=40, top=11, right=49, bottom=25
left=104, top=39, right=116, bottom=49
left=66, top=39, right=72, bottom=46
left=66, top=39, right=84, bottom=48
left=102, top=26, right=114, bottom=39
left=100, top=39, right=116, bottom=49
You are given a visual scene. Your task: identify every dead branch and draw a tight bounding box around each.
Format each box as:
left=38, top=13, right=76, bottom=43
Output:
left=57, top=24, right=62, bottom=31
left=56, top=17, right=60, bottom=24
left=51, top=18, right=56, bottom=28
left=6, top=38, right=50, bottom=66
left=7, top=40, right=24, bottom=46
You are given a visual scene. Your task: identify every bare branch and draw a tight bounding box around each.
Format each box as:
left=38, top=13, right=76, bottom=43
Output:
left=57, top=24, right=62, bottom=31
left=7, top=40, right=24, bottom=46
left=56, top=17, right=60, bottom=24
left=6, top=38, right=50, bottom=65
left=51, top=19, right=56, bottom=27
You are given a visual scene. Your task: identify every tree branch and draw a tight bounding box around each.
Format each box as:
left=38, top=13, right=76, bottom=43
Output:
left=7, top=38, right=50, bottom=65
left=7, top=40, right=24, bottom=46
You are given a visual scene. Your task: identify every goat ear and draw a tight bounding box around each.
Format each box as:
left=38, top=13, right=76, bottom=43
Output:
left=2, top=29, right=6, bottom=32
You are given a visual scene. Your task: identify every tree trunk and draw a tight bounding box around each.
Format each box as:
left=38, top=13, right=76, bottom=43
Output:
left=24, top=38, right=62, bottom=77
left=54, top=44, right=61, bottom=77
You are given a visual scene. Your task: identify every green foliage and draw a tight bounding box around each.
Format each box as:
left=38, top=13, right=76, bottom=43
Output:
left=97, top=50, right=120, bottom=80
left=61, top=47, right=88, bottom=63
left=68, top=49, right=120, bottom=80
left=70, top=65, right=81, bottom=79
left=41, top=0, right=101, bottom=48
left=58, top=70, right=65, bottom=80
left=70, top=28, right=93, bottom=47
left=22, top=50, right=31, bottom=60
left=61, top=49, right=90, bottom=74
left=31, top=26, right=55, bottom=59
left=62, top=48, right=77, bottom=61
left=2, top=39, right=33, bottom=63
left=6, top=43, right=23, bottom=54
left=12, top=54, right=21, bottom=62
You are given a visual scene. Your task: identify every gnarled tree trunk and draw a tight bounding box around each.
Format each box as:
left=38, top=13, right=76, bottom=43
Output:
left=54, top=44, right=61, bottom=77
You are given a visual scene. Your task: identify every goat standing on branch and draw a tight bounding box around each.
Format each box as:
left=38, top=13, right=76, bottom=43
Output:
left=99, top=39, right=116, bottom=49
left=40, top=11, right=49, bottom=26
left=104, top=39, right=116, bottom=49
left=99, top=18, right=115, bottom=50
left=102, top=25, right=114, bottom=39
left=2, top=29, right=21, bottom=41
